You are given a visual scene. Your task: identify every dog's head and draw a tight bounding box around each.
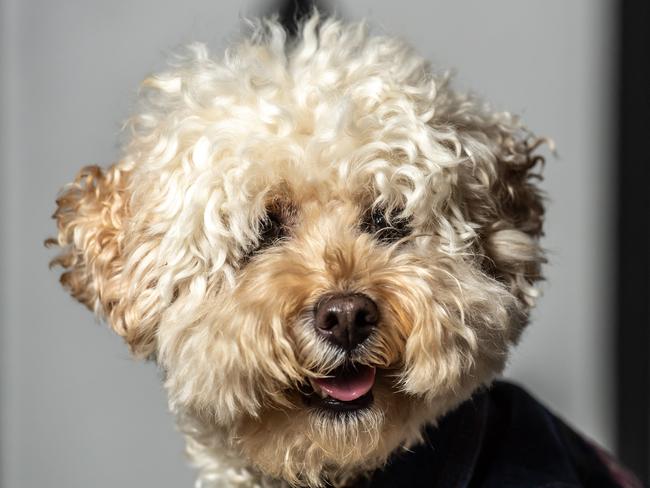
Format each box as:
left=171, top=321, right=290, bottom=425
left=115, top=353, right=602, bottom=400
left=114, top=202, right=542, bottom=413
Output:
left=50, top=15, right=545, bottom=487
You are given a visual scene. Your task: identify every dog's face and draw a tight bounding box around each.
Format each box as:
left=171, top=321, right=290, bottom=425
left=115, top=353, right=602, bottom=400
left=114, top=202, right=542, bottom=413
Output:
left=50, top=17, right=544, bottom=487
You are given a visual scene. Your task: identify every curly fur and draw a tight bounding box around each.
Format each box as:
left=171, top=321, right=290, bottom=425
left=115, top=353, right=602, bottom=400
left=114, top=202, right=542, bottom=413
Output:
left=49, top=14, right=546, bottom=488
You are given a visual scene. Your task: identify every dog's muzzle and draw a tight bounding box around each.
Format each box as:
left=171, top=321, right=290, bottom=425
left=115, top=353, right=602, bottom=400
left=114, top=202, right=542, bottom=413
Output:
left=304, top=294, right=380, bottom=412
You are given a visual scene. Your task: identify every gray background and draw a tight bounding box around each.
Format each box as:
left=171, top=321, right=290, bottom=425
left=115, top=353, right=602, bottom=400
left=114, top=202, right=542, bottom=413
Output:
left=0, top=1, right=616, bottom=486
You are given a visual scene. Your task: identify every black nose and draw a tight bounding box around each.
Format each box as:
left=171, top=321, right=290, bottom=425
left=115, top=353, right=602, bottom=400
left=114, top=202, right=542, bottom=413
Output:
left=314, top=294, right=379, bottom=351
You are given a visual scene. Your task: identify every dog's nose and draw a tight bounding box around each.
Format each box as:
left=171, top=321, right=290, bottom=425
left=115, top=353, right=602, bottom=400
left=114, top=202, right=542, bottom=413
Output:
left=314, top=294, right=379, bottom=351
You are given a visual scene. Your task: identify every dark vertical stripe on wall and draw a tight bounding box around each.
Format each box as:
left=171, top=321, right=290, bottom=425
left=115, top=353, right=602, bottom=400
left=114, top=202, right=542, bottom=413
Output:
left=616, top=0, right=650, bottom=483
left=264, top=0, right=333, bottom=36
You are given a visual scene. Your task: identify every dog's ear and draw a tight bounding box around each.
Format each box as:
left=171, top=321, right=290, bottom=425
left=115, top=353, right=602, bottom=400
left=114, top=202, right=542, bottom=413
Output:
left=48, top=164, right=156, bottom=356
left=453, top=112, right=547, bottom=309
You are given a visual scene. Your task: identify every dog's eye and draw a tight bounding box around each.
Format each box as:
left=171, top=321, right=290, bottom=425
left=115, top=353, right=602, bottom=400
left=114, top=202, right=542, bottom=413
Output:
left=258, top=210, right=286, bottom=249
left=361, top=207, right=410, bottom=243
left=241, top=208, right=291, bottom=264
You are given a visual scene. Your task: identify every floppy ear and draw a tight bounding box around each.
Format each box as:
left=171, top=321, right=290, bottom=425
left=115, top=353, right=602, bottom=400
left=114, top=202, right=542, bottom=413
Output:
left=48, top=164, right=156, bottom=357
left=458, top=118, right=547, bottom=309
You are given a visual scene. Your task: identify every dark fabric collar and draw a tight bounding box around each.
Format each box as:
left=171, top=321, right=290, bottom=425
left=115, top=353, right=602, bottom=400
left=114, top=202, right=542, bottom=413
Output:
left=360, top=387, right=488, bottom=488
left=359, top=381, right=623, bottom=488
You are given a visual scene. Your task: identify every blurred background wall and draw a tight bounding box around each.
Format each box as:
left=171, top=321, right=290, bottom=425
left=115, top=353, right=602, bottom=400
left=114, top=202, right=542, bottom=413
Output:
left=0, top=0, right=621, bottom=486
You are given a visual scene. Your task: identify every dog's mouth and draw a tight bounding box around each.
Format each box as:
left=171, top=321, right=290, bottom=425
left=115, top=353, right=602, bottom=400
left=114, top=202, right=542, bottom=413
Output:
left=304, top=364, right=376, bottom=412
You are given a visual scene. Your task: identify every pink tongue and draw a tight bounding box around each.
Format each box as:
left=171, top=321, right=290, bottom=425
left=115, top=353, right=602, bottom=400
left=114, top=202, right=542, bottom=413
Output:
left=313, top=366, right=376, bottom=402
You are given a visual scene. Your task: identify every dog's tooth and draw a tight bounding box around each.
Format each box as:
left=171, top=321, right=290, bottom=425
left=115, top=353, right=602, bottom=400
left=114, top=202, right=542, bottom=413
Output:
left=309, top=378, right=329, bottom=399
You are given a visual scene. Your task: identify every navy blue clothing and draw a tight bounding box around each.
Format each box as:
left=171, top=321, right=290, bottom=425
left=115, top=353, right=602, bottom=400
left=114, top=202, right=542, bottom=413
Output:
left=360, top=381, right=637, bottom=487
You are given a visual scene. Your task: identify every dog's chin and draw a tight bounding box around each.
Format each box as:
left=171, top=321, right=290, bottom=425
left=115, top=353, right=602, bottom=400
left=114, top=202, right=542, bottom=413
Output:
left=233, top=364, right=432, bottom=487
left=302, top=363, right=378, bottom=415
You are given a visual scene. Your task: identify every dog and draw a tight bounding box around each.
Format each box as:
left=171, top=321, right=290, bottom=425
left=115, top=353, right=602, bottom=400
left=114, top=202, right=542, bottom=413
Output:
left=48, top=13, right=633, bottom=488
